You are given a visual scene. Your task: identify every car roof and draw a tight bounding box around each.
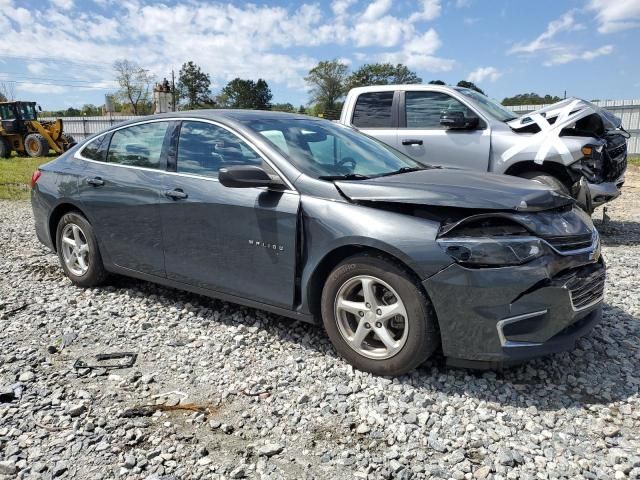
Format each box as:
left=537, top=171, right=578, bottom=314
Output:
left=145, top=109, right=318, bottom=123
left=346, top=84, right=464, bottom=95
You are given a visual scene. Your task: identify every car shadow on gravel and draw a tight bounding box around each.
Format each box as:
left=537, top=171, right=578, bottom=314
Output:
left=107, top=275, right=638, bottom=413
left=415, top=302, right=640, bottom=411
left=595, top=219, right=640, bottom=246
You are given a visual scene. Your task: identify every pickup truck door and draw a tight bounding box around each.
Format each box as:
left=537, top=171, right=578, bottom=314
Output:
left=398, top=91, right=491, bottom=171
left=349, top=91, right=399, bottom=149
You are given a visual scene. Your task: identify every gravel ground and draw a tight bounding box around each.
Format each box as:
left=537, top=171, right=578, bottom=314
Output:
left=0, top=169, right=639, bottom=480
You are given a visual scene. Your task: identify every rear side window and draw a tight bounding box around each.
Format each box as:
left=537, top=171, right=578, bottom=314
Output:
left=81, top=134, right=110, bottom=162
left=176, top=121, right=262, bottom=178
left=107, top=122, right=169, bottom=168
left=405, top=91, right=475, bottom=129
left=352, top=92, right=394, bottom=128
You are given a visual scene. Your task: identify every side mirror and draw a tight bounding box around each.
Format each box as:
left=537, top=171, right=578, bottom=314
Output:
left=38, top=105, right=43, bottom=112
left=440, top=111, right=478, bottom=129
left=219, top=165, right=285, bottom=189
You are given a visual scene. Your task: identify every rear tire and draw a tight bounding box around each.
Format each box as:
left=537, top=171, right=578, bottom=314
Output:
left=321, top=253, right=439, bottom=376
left=56, top=212, right=108, bottom=287
left=0, top=137, right=11, bottom=158
left=24, top=133, right=49, bottom=157
left=519, top=171, right=569, bottom=194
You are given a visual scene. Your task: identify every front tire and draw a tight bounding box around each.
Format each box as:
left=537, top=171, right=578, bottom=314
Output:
left=0, top=137, right=11, bottom=158
left=56, top=212, right=108, bottom=287
left=519, top=171, right=569, bottom=194
left=321, top=253, right=439, bottom=376
left=24, top=133, right=49, bottom=157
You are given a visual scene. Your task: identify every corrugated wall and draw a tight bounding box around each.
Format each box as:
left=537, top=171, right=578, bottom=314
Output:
left=508, top=100, right=640, bottom=154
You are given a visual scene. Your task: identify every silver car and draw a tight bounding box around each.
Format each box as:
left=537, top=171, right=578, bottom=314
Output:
left=339, top=85, right=628, bottom=212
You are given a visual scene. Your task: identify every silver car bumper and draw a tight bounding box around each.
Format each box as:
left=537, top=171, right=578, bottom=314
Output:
left=588, top=176, right=624, bottom=208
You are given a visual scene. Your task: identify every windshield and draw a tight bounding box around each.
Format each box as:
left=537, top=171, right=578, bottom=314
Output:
left=242, top=117, right=424, bottom=180
left=454, top=88, right=517, bottom=122
left=18, top=103, right=37, bottom=120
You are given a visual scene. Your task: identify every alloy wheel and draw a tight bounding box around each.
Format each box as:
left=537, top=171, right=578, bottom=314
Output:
left=60, top=223, right=90, bottom=276
left=334, top=275, right=409, bottom=360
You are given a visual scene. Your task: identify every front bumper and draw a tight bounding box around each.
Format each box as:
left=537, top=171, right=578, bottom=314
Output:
left=423, top=256, right=605, bottom=367
left=587, top=177, right=624, bottom=208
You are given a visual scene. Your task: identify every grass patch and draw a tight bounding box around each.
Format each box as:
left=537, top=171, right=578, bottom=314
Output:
left=628, top=155, right=640, bottom=167
left=0, top=154, right=53, bottom=200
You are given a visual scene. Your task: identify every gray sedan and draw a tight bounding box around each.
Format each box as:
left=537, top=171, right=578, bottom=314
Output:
left=31, top=110, right=605, bottom=375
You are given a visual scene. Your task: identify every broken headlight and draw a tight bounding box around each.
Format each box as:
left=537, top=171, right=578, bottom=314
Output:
left=437, top=237, right=544, bottom=267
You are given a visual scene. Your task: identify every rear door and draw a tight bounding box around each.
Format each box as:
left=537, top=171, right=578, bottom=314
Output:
left=159, top=120, right=300, bottom=308
left=350, top=91, right=399, bottom=149
left=77, top=120, right=174, bottom=277
left=398, top=91, right=491, bottom=171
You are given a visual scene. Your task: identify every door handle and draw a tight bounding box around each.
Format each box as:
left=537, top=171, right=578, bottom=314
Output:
left=86, top=177, right=104, bottom=187
left=402, top=139, right=424, bottom=146
left=165, top=189, right=188, bottom=200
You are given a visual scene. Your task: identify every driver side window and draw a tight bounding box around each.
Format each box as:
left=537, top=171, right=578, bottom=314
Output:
left=405, top=91, right=475, bottom=129
left=177, top=121, right=262, bottom=178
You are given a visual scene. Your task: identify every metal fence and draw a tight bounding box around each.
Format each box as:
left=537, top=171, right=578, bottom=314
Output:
left=40, top=116, right=141, bottom=141
left=508, top=100, right=640, bottom=154
left=43, top=100, right=640, bottom=154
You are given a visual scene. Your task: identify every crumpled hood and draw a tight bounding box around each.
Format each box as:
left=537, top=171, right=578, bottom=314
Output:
left=507, top=97, right=622, bottom=131
left=334, top=169, right=574, bottom=211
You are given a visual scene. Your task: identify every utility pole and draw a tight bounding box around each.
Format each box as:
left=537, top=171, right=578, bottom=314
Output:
left=171, top=69, right=176, bottom=112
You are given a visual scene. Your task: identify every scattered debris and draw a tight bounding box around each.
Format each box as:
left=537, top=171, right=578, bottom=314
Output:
left=73, top=352, right=137, bottom=370
left=0, top=303, right=27, bottom=319
left=120, top=402, right=219, bottom=418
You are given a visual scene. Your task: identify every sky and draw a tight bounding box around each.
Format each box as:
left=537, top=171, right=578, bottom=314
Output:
left=1, top=0, right=639, bottom=110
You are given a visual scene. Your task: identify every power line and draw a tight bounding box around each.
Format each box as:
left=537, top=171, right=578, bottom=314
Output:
left=0, top=52, right=112, bottom=70
left=5, top=79, right=114, bottom=90
left=0, top=72, right=113, bottom=84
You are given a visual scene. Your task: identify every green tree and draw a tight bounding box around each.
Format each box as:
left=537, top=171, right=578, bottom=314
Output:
left=298, top=105, right=306, bottom=114
left=220, top=78, right=272, bottom=109
left=271, top=102, right=295, bottom=112
left=345, top=63, right=421, bottom=90
left=113, top=59, right=154, bottom=115
left=305, top=59, right=349, bottom=118
left=81, top=104, right=101, bottom=116
left=502, top=92, right=563, bottom=106
left=428, top=80, right=446, bottom=85
left=177, top=61, right=213, bottom=109
left=0, top=92, right=6, bottom=102
left=456, top=80, right=484, bottom=95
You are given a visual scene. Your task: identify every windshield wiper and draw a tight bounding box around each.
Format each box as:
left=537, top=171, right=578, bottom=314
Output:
left=319, top=173, right=370, bottom=181
left=375, top=166, right=426, bottom=178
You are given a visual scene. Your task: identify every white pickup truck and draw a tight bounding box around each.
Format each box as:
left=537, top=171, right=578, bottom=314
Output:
left=338, top=84, right=629, bottom=211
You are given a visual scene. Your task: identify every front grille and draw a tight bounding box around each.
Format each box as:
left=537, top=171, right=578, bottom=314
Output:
left=604, top=136, right=627, bottom=181
left=544, top=233, right=593, bottom=252
left=561, top=262, right=606, bottom=310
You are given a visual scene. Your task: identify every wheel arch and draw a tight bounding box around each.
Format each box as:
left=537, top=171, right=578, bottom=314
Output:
left=504, top=160, right=574, bottom=188
left=48, top=202, right=87, bottom=252
left=304, top=244, right=436, bottom=325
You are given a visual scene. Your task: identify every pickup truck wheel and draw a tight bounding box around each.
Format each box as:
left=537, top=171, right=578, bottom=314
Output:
left=56, top=212, right=108, bottom=287
left=321, top=253, right=439, bottom=376
left=519, top=171, right=569, bottom=194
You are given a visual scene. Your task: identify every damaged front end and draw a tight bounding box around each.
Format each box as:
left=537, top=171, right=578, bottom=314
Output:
left=423, top=205, right=604, bottom=367
left=504, top=98, right=628, bottom=210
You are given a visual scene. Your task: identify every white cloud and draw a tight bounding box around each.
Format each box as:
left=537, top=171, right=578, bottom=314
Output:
left=27, top=62, right=47, bottom=74
left=467, top=66, right=501, bottom=83
left=15, top=82, right=68, bottom=94
left=379, top=29, right=455, bottom=72
left=508, top=11, right=582, bottom=55
left=51, top=0, right=74, bottom=9
left=463, top=17, right=479, bottom=25
left=455, top=0, right=472, bottom=7
left=588, top=0, right=640, bottom=33
left=361, top=0, right=392, bottom=21
left=508, top=10, right=613, bottom=67
left=409, top=0, right=441, bottom=22
left=544, top=44, right=614, bottom=66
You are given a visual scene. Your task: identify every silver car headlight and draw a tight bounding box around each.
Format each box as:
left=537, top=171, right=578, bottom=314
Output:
left=437, top=236, right=544, bottom=267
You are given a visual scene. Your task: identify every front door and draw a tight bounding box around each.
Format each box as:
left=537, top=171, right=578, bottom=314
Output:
left=77, top=121, right=174, bottom=277
left=159, top=120, right=300, bottom=308
left=398, top=91, right=491, bottom=171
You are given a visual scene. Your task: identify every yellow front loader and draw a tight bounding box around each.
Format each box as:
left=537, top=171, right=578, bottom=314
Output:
left=0, top=101, right=76, bottom=158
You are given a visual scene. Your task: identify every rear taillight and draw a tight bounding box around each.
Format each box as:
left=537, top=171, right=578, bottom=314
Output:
left=30, top=170, right=41, bottom=189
